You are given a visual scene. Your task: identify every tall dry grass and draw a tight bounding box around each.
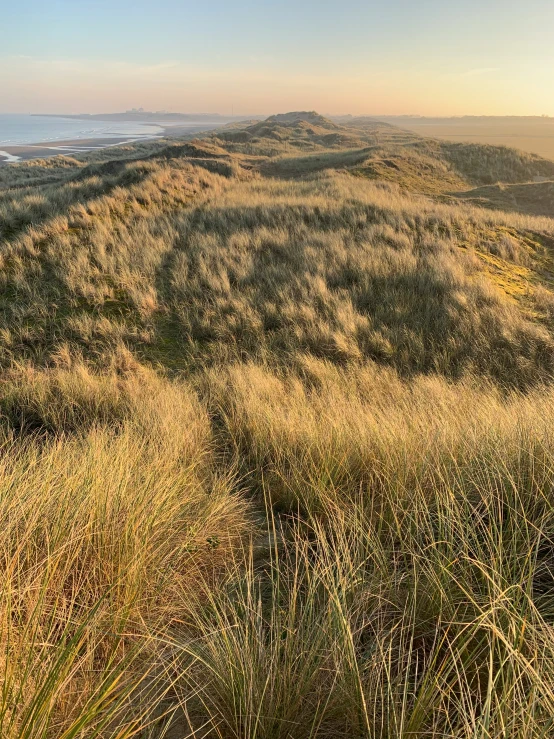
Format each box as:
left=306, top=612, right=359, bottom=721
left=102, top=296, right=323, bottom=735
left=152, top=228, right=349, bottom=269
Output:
left=0, top=365, right=250, bottom=738
left=3, top=342, right=554, bottom=736
left=2, top=147, right=554, bottom=383
left=3, top=118, right=554, bottom=736
left=181, top=358, right=554, bottom=737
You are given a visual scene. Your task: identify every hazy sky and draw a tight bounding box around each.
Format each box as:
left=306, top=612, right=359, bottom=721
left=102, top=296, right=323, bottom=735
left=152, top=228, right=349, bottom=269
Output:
left=2, top=0, right=554, bottom=116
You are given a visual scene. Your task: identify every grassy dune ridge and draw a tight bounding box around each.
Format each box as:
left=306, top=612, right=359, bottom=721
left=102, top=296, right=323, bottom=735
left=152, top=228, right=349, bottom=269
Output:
left=2, top=113, right=554, bottom=736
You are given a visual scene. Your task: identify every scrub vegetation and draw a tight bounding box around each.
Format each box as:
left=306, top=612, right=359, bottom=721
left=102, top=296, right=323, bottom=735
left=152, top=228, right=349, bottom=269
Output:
left=2, top=112, right=554, bottom=737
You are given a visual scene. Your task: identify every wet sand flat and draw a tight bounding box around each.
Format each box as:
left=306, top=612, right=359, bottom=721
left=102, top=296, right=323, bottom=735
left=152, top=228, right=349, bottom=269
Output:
left=0, top=135, right=162, bottom=164
left=0, top=122, right=225, bottom=165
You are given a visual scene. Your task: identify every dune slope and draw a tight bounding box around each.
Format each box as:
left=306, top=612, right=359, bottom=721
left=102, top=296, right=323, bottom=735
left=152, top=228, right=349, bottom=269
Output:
left=2, top=114, right=554, bottom=737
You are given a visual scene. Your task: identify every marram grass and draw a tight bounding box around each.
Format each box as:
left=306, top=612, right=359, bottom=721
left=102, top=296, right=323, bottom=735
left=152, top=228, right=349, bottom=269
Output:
left=2, top=114, right=554, bottom=736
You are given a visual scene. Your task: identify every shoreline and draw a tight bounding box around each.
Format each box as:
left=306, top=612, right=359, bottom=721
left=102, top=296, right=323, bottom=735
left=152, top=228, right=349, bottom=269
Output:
left=0, top=134, right=162, bottom=164
left=0, top=123, right=221, bottom=165
left=0, top=133, right=164, bottom=164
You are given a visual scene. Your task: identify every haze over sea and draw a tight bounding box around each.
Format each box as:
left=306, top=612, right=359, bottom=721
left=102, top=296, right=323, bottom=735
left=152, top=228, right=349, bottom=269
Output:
left=0, top=115, right=164, bottom=146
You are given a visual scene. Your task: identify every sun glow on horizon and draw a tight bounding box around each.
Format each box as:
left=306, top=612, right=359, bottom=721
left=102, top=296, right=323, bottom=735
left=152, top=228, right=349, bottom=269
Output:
left=2, top=0, right=554, bottom=116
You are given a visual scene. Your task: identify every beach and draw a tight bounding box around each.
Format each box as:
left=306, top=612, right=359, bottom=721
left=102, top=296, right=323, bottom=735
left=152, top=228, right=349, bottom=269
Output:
left=0, top=121, right=227, bottom=164
left=0, top=135, right=162, bottom=163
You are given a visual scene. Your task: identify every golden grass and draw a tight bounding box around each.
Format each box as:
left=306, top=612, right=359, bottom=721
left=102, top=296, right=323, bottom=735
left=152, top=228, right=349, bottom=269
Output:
left=0, top=367, right=250, bottom=738
left=3, top=116, right=554, bottom=736
left=5, top=163, right=554, bottom=382
left=4, top=356, right=554, bottom=736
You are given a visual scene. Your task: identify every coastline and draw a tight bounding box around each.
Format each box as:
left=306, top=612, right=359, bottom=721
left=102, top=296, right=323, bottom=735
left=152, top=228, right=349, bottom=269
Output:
left=0, top=133, right=164, bottom=164
left=0, top=123, right=218, bottom=165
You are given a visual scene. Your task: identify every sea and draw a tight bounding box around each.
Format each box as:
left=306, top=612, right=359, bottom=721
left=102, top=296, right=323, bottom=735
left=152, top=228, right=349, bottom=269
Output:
left=0, top=114, right=164, bottom=146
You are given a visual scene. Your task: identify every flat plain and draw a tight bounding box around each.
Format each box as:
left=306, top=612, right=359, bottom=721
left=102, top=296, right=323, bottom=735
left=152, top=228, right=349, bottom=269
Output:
left=373, top=115, right=554, bottom=160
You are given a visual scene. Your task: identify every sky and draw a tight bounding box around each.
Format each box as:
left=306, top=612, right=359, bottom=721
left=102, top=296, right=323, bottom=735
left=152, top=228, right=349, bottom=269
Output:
left=1, top=0, right=554, bottom=116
